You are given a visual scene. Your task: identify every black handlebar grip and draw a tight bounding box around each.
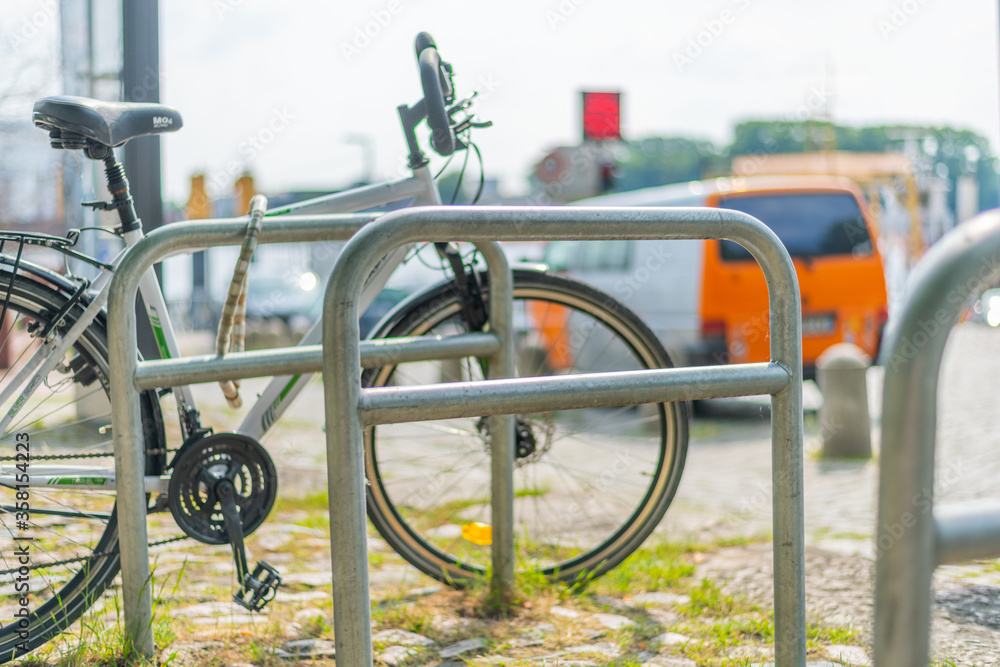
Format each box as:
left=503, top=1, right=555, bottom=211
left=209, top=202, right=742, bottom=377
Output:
left=414, top=32, right=436, bottom=58
left=417, top=37, right=456, bottom=156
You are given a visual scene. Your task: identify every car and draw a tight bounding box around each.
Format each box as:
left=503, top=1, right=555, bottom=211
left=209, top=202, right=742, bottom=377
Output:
left=552, top=175, right=889, bottom=379
left=244, top=270, right=323, bottom=328
left=970, top=287, right=1000, bottom=326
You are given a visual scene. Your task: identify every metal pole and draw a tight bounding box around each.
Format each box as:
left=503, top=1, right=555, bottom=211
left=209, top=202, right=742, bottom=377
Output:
left=107, top=215, right=373, bottom=659
left=475, top=242, right=516, bottom=600
left=322, top=234, right=378, bottom=667
left=875, top=210, right=1000, bottom=666
left=122, top=0, right=163, bottom=359
left=322, top=205, right=806, bottom=666
left=359, top=363, right=791, bottom=425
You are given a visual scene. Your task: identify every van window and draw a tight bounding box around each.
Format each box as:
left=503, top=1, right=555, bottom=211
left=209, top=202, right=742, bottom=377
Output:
left=716, top=192, right=873, bottom=261
left=543, top=240, right=631, bottom=271
left=579, top=241, right=631, bottom=271
left=543, top=241, right=575, bottom=271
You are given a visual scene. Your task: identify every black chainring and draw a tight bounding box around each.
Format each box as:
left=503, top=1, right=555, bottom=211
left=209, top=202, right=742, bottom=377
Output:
left=167, top=432, right=277, bottom=545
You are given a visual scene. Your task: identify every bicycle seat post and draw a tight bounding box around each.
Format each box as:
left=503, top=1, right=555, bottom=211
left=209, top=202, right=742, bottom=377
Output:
left=85, top=147, right=142, bottom=235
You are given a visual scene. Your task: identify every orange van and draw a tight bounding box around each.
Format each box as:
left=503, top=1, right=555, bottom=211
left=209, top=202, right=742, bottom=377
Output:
left=545, top=176, right=889, bottom=378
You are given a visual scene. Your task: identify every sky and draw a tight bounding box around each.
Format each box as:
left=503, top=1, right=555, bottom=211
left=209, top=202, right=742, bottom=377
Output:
left=4, top=0, right=1000, bottom=206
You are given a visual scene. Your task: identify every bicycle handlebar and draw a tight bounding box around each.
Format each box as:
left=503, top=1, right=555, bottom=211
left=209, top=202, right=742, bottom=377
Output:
left=415, top=32, right=456, bottom=157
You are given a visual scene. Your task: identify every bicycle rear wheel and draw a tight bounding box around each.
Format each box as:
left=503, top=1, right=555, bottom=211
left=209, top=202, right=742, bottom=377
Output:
left=363, top=269, right=688, bottom=585
left=0, top=273, right=163, bottom=662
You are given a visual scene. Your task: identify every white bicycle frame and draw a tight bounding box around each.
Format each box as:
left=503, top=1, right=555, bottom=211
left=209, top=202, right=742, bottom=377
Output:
left=0, top=163, right=442, bottom=493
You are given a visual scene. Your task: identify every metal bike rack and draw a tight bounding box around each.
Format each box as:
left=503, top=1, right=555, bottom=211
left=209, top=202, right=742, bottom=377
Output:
left=322, top=205, right=807, bottom=667
left=875, top=209, right=1000, bottom=666
left=106, top=212, right=379, bottom=656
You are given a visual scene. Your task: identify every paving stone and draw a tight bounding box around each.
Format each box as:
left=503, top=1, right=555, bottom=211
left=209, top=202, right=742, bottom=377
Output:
left=549, top=605, right=581, bottom=619
left=577, top=628, right=605, bottom=641
left=281, top=571, right=333, bottom=587
left=591, top=594, right=634, bottom=611
left=562, top=642, right=621, bottom=658
left=373, top=629, right=435, bottom=647
left=282, top=638, right=336, bottom=658
left=270, top=523, right=325, bottom=536
left=400, top=585, right=443, bottom=599
left=190, top=614, right=257, bottom=626
left=522, top=621, right=558, bottom=636
left=509, top=636, right=544, bottom=648
left=645, top=608, right=683, bottom=626
left=276, top=590, right=329, bottom=603
left=432, top=615, right=481, bottom=634
left=630, top=592, right=692, bottom=606
left=369, top=568, right=415, bottom=588
left=173, top=601, right=267, bottom=617
left=439, top=637, right=487, bottom=658
left=379, top=644, right=421, bottom=666
left=642, top=657, right=698, bottom=667
left=728, top=645, right=774, bottom=661
left=254, top=532, right=295, bottom=551
left=160, top=641, right=225, bottom=666
left=651, top=632, right=691, bottom=646
left=826, top=645, right=870, bottom=666
left=593, top=612, right=637, bottom=630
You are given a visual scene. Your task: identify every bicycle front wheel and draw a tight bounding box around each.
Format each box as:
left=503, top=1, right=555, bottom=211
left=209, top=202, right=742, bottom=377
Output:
left=0, top=272, right=163, bottom=662
left=363, top=269, right=689, bottom=585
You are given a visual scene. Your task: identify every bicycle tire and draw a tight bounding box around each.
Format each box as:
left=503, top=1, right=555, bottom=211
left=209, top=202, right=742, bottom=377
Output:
left=363, top=269, right=689, bottom=585
left=0, top=272, right=163, bottom=662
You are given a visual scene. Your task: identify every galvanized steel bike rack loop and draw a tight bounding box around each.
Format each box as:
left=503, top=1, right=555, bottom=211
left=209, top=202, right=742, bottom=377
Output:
left=106, top=213, right=379, bottom=658
left=323, top=205, right=807, bottom=667
left=875, top=209, right=1000, bottom=666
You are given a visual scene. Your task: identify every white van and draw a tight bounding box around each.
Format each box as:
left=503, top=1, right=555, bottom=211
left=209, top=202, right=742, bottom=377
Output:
left=545, top=176, right=889, bottom=378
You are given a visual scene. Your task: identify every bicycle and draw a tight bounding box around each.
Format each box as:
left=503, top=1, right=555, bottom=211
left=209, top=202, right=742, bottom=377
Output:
left=0, top=33, right=689, bottom=661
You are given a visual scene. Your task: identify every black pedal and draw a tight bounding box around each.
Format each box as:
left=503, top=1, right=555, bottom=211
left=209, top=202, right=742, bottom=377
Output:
left=234, top=561, right=282, bottom=612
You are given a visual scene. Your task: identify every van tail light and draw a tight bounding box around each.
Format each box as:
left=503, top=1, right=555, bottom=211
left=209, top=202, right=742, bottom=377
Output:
left=701, top=318, right=726, bottom=342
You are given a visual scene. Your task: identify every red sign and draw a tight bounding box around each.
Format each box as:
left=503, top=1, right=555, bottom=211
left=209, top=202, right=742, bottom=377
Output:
left=582, top=91, right=622, bottom=141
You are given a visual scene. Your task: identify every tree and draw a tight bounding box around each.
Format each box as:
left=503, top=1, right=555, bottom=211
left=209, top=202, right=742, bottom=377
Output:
left=729, top=121, right=999, bottom=213
left=612, top=137, right=722, bottom=192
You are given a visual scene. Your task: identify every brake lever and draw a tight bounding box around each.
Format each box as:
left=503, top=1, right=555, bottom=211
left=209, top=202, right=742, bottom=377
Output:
left=452, top=117, right=493, bottom=134
left=448, top=91, right=478, bottom=115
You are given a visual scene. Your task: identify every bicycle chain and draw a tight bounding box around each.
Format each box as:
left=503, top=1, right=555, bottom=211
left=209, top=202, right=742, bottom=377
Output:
left=0, top=448, right=171, bottom=461
left=0, top=534, right=188, bottom=576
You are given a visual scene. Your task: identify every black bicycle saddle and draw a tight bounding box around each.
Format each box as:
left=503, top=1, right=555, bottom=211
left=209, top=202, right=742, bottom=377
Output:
left=33, top=95, right=183, bottom=149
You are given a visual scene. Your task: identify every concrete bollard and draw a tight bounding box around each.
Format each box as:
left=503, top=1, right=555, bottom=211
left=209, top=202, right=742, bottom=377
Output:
left=816, top=343, right=872, bottom=459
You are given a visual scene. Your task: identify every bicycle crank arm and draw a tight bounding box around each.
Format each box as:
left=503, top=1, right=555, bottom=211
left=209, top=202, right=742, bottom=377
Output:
left=216, top=478, right=282, bottom=612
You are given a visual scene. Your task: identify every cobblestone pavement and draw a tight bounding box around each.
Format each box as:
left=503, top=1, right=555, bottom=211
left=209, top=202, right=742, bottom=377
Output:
left=164, top=322, right=1000, bottom=664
